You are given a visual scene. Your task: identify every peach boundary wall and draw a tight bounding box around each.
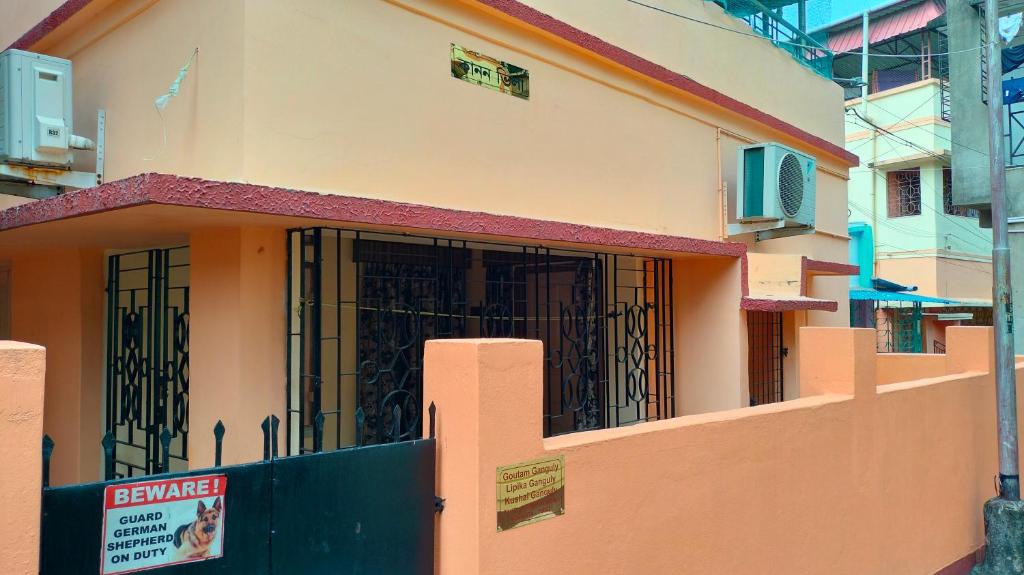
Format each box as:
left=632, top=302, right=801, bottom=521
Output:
left=0, top=342, right=45, bottom=575
left=424, top=327, right=1009, bottom=574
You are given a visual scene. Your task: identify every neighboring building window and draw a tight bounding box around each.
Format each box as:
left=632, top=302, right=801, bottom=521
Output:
left=887, top=169, right=922, bottom=217
left=942, top=168, right=979, bottom=218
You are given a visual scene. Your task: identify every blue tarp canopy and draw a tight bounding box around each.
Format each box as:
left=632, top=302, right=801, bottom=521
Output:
left=849, top=288, right=958, bottom=305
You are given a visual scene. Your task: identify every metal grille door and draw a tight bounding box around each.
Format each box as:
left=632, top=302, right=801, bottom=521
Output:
left=747, top=311, right=783, bottom=406
left=105, top=247, right=189, bottom=477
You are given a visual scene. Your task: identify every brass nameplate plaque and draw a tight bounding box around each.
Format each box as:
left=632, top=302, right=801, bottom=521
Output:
left=496, top=455, right=564, bottom=531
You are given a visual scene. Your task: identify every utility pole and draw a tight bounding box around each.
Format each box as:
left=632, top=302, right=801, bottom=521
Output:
left=973, top=0, right=1024, bottom=572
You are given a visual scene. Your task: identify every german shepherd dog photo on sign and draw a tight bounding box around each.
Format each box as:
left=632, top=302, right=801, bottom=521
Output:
left=172, top=497, right=222, bottom=560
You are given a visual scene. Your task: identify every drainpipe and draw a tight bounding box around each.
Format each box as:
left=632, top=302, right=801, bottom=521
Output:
left=871, top=129, right=879, bottom=277
left=717, top=127, right=725, bottom=241
left=861, top=10, right=880, bottom=275
left=861, top=11, right=869, bottom=116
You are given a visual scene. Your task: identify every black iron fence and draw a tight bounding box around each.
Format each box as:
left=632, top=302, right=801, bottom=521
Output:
left=40, top=408, right=437, bottom=575
left=287, top=227, right=676, bottom=453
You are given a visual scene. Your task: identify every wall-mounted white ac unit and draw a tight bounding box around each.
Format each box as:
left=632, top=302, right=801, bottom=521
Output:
left=0, top=48, right=103, bottom=196
left=729, top=142, right=816, bottom=241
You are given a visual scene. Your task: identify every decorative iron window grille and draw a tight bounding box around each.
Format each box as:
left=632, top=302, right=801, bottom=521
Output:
left=849, top=299, right=922, bottom=353
left=746, top=311, right=783, bottom=406
left=886, top=168, right=922, bottom=217
left=942, top=168, right=979, bottom=218
left=105, top=247, right=190, bottom=478
left=286, top=228, right=675, bottom=453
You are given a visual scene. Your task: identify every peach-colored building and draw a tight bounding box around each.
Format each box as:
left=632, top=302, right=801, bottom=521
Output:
left=0, top=4, right=1019, bottom=574
left=0, top=0, right=863, bottom=488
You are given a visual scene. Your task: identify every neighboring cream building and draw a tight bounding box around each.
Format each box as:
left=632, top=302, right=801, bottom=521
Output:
left=0, top=0, right=856, bottom=486
left=820, top=0, right=993, bottom=353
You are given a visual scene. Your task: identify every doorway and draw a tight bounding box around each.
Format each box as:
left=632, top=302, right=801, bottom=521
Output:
left=104, top=247, right=189, bottom=477
left=747, top=310, right=784, bottom=406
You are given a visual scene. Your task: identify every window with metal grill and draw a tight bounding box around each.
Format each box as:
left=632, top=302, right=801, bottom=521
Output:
left=886, top=168, right=922, bottom=217
left=286, top=227, right=677, bottom=453
left=942, top=167, right=979, bottom=218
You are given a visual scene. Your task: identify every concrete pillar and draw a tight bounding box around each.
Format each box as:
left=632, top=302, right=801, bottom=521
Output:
left=674, top=256, right=744, bottom=414
left=946, top=325, right=996, bottom=374
left=948, top=0, right=992, bottom=212
left=423, top=339, right=544, bottom=575
left=10, top=248, right=104, bottom=485
left=797, top=327, right=877, bottom=397
left=190, top=227, right=286, bottom=468
left=0, top=342, right=46, bottom=575
left=949, top=0, right=1024, bottom=356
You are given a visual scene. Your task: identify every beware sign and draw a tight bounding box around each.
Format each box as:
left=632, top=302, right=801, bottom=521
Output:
left=100, top=474, right=226, bottom=574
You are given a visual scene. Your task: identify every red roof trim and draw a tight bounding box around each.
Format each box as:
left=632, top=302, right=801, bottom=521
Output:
left=7, top=0, right=93, bottom=51
left=0, top=173, right=747, bottom=258
left=741, top=296, right=839, bottom=312
left=475, top=0, right=858, bottom=167
left=803, top=258, right=859, bottom=276
left=799, top=257, right=858, bottom=296
left=10, top=0, right=858, bottom=168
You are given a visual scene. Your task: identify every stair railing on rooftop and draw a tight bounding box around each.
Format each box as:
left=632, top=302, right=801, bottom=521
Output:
left=712, top=0, right=833, bottom=79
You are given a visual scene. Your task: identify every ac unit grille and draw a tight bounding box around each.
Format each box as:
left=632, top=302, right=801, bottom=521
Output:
left=778, top=153, right=804, bottom=218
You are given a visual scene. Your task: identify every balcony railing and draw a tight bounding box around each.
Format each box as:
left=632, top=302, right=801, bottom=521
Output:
left=713, top=0, right=833, bottom=79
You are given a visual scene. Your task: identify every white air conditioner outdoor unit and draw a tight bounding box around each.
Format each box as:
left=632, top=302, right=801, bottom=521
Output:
left=0, top=48, right=103, bottom=196
left=729, top=142, right=816, bottom=241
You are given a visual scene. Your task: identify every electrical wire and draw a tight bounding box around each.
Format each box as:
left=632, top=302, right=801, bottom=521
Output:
left=875, top=241, right=992, bottom=275
left=860, top=90, right=939, bottom=130
left=848, top=195, right=990, bottom=252
left=832, top=43, right=995, bottom=58
left=619, top=0, right=1000, bottom=280
left=854, top=101, right=991, bottom=159
left=850, top=151, right=994, bottom=248
left=623, top=0, right=994, bottom=58
left=868, top=131, right=992, bottom=242
left=848, top=197, right=983, bottom=243
left=844, top=126, right=995, bottom=249
left=848, top=107, right=949, bottom=163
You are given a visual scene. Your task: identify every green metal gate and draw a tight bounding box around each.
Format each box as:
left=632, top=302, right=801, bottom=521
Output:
left=40, top=422, right=436, bottom=574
